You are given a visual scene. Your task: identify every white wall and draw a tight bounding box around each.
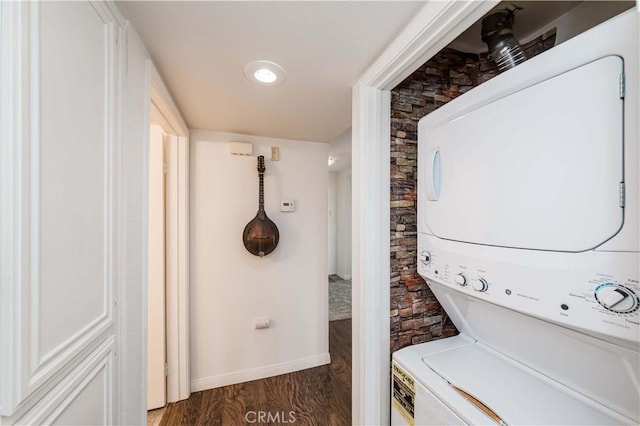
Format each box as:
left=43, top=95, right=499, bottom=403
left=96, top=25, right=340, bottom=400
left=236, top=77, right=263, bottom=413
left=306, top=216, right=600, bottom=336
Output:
left=329, top=127, right=352, bottom=172
left=189, top=130, right=330, bottom=391
left=328, top=172, right=338, bottom=275
left=120, top=27, right=151, bottom=425
left=336, top=169, right=352, bottom=280
left=329, top=127, right=352, bottom=279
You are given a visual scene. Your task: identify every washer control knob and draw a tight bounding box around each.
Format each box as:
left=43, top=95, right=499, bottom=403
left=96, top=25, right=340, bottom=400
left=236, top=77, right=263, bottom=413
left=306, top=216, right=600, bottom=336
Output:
left=594, top=283, right=638, bottom=314
left=455, top=273, right=468, bottom=287
left=472, top=278, right=488, bottom=292
left=419, top=251, right=431, bottom=265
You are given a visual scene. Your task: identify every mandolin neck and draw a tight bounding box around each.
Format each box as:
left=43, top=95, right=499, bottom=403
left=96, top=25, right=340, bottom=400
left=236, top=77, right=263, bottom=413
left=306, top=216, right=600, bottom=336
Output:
left=258, top=172, right=265, bottom=216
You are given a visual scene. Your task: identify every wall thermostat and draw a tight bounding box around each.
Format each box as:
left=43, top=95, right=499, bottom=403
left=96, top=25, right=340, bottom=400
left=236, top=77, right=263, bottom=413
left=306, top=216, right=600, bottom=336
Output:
left=280, top=199, right=295, bottom=212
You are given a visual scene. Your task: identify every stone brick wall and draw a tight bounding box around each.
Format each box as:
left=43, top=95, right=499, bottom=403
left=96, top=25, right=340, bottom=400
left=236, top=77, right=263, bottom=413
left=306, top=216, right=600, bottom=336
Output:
left=390, top=32, right=556, bottom=353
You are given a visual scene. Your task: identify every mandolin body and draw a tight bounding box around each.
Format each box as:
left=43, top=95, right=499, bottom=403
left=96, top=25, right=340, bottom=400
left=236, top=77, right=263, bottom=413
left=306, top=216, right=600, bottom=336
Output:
left=242, top=213, right=279, bottom=257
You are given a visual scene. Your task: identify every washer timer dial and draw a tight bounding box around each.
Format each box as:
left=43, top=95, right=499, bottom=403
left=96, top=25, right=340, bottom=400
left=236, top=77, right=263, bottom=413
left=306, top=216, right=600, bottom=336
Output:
left=472, top=278, right=488, bottom=292
left=594, top=283, right=639, bottom=314
left=455, top=273, right=468, bottom=287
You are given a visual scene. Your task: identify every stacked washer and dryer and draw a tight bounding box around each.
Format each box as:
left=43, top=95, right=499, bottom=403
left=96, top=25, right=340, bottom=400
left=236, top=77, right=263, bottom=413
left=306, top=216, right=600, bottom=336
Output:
left=392, top=9, right=639, bottom=426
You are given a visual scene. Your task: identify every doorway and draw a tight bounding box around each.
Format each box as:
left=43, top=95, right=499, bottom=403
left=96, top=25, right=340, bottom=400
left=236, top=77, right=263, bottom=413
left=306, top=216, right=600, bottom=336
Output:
left=328, top=172, right=352, bottom=321
left=146, top=68, right=191, bottom=424
left=328, top=128, right=353, bottom=323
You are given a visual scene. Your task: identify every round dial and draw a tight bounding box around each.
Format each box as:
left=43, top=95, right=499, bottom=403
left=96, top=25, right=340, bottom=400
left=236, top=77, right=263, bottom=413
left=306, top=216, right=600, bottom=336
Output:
left=455, top=273, right=468, bottom=287
left=594, top=283, right=639, bottom=314
left=419, top=251, right=431, bottom=265
left=472, top=278, right=488, bottom=292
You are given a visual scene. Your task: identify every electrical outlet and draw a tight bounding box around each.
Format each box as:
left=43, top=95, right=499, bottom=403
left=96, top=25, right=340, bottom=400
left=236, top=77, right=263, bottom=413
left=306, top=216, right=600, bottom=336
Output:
left=255, top=318, right=270, bottom=329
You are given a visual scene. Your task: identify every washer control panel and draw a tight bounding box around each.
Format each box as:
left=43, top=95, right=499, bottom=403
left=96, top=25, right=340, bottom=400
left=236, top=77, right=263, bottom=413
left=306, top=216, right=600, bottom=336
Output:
left=417, top=233, right=640, bottom=345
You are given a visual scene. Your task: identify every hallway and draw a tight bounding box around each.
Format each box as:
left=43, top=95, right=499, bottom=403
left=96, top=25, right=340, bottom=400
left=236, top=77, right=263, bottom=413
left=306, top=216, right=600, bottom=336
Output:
left=329, top=275, right=352, bottom=321
left=159, top=319, right=351, bottom=425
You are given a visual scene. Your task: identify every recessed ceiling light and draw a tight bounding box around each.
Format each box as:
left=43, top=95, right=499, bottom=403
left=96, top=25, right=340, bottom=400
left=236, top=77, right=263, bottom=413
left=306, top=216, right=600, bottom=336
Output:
left=254, top=68, right=277, bottom=83
left=244, top=60, right=286, bottom=86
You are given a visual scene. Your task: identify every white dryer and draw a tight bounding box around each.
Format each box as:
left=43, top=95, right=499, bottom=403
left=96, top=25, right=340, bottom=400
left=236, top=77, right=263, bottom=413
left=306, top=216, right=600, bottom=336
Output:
left=393, top=9, right=639, bottom=426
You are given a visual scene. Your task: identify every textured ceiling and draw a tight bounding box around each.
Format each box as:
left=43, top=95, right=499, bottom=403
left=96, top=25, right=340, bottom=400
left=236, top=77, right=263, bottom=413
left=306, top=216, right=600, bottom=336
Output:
left=118, top=1, right=426, bottom=143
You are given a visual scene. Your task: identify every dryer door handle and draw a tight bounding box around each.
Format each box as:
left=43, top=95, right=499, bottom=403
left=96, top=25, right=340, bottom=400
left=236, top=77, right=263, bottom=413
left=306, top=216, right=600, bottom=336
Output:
left=426, top=148, right=441, bottom=201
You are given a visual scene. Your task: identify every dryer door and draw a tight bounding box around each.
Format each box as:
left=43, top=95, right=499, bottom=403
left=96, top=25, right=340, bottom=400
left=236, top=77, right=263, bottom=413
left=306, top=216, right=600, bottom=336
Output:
left=419, top=56, right=624, bottom=252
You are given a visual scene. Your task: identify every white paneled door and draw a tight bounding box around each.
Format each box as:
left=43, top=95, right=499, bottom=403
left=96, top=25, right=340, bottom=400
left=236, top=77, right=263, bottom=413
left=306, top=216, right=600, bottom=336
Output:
left=1, top=2, right=125, bottom=424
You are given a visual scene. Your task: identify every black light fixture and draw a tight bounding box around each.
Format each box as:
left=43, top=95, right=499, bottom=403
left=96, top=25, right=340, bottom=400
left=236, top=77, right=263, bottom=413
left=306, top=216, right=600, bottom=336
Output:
left=481, top=6, right=526, bottom=72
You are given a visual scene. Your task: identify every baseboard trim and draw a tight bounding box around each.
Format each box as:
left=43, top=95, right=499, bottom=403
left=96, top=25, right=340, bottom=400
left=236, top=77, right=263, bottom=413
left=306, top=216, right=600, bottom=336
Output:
left=190, top=353, right=331, bottom=392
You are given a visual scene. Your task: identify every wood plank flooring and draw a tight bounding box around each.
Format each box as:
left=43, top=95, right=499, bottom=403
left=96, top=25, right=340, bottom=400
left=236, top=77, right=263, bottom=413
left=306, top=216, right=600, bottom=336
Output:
left=160, top=319, right=351, bottom=425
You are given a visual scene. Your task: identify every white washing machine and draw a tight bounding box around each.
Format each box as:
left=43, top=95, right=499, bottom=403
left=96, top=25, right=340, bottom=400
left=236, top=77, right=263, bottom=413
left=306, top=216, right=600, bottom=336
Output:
left=393, top=9, right=639, bottom=426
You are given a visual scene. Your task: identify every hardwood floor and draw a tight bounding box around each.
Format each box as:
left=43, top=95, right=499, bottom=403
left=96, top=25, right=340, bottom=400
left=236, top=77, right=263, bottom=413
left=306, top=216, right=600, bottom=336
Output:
left=160, top=319, right=351, bottom=425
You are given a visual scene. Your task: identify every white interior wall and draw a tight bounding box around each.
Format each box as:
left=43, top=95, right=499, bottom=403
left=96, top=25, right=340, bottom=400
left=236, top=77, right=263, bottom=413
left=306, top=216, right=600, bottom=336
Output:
left=120, top=28, right=151, bottom=425
left=328, top=172, right=338, bottom=275
left=189, top=130, right=330, bottom=391
left=328, top=127, right=352, bottom=281
left=336, top=169, right=352, bottom=280
left=328, top=127, right=352, bottom=172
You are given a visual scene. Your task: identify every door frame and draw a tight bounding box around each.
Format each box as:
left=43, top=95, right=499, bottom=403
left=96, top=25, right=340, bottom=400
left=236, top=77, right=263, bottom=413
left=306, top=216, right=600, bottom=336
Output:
left=149, top=65, right=190, bottom=403
left=350, top=1, right=498, bottom=424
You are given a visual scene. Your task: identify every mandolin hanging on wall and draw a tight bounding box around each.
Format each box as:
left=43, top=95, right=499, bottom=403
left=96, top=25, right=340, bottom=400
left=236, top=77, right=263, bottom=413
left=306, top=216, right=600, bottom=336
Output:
left=243, top=155, right=279, bottom=257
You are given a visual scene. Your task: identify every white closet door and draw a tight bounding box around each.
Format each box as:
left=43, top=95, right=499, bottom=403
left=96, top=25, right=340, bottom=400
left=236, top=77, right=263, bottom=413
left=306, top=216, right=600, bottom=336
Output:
left=420, top=56, right=624, bottom=252
left=1, top=2, right=122, bottom=423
